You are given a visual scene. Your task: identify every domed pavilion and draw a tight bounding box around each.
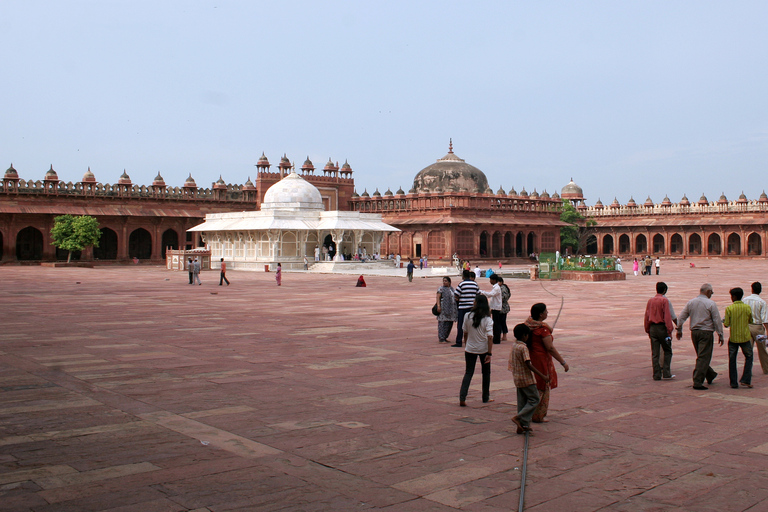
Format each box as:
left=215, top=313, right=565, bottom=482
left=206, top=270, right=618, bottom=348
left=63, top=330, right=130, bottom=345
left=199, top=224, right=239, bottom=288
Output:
left=189, top=170, right=398, bottom=270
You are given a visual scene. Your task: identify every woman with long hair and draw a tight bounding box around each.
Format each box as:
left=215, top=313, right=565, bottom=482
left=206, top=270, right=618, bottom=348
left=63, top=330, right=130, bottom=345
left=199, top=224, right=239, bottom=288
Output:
left=459, top=294, right=494, bottom=406
left=435, top=276, right=458, bottom=343
left=525, top=303, right=569, bottom=422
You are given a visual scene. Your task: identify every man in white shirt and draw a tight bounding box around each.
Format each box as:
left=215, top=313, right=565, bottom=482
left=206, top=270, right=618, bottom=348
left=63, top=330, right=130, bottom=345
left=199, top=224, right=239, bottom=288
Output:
left=474, top=265, right=481, bottom=278
left=481, top=274, right=503, bottom=345
left=743, top=281, right=768, bottom=374
left=655, top=257, right=661, bottom=275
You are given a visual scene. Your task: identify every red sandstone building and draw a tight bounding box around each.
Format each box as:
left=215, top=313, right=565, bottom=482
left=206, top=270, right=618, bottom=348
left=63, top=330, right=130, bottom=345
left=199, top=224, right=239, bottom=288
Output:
left=3, top=143, right=767, bottom=263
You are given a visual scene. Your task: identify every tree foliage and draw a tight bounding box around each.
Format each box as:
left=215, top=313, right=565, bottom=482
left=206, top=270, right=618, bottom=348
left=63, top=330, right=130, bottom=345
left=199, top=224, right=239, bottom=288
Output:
left=50, top=215, right=101, bottom=262
left=559, top=201, right=596, bottom=254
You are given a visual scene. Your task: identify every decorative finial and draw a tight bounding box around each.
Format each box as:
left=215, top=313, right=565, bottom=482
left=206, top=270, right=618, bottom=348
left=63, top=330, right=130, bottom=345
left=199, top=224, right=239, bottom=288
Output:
left=448, top=138, right=453, bottom=153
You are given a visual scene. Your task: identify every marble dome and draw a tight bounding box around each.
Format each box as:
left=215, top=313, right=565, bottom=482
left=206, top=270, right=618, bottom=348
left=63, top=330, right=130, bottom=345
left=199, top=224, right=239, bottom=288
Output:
left=412, top=141, right=489, bottom=194
left=261, top=170, right=324, bottom=211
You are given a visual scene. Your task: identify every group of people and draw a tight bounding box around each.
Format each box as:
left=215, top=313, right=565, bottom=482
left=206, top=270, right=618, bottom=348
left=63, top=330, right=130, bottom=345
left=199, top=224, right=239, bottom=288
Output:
left=645, top=281, right=768, bottom=390
left=633, top=256, right=661, bottom=276
left=185, top=258, right=284, bottom=286
left=436, top=270, right=570, bottom=433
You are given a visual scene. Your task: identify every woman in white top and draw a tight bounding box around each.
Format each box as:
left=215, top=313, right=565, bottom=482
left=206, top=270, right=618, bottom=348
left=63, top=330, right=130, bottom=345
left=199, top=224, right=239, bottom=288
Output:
left=459, top=294, right=494, bottom=406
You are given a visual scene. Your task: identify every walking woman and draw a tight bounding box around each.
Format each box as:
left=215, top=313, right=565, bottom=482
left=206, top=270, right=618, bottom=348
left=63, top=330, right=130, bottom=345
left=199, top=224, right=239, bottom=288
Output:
left=435, top=277, right=458, bottom=343
left=525, top=303, right=569, bottom=422
left=459, top=294, right=494, bottom=406
left=275, top=262, right=282, bottom=286
left=633, top=258, right=639, bottom=276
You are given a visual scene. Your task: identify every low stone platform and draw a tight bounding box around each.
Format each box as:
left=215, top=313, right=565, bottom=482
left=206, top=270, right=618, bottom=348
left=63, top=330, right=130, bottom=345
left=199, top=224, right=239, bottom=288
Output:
left=559, top=270, right=626, bottom=281
left=1, top=260, right=768, bottom=511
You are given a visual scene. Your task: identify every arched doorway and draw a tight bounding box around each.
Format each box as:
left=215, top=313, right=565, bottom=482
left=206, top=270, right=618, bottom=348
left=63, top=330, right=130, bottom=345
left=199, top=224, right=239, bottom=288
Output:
left=586, top=235, right=598, bottom=254
left=504, top=232, right=513, bottom=257
left=323, top=234, right=336, bottom=259
left=602, top=234, right=614, bottom=255
left=516, top=232, right=524, bottom=257
left=94, top=228, right=118, bottom=260
left=652, top=234, right=665, bottom=254
left=619, top=234, right=630, bottom=254
left=527, top=232, right=536, bottom=255
left=727, top=233, right=741, bottom=255
left=689, top=233, right=702, bottom=255
left=491, top=231, right=501, bottom=258
left=748, top=233, right=762, bottom=255
left=636, top=234, right=648, bottom=255
left=129, top=228, right=152, bottom=259
left=707, top=233, right=721, bottom=255
left=670, top=234, right=683, bottom=255
left=16, top=226, right=44, bottom=260
left=479, top=231, right=489, bottom=258
left=161, top=229, right=179, bottom=258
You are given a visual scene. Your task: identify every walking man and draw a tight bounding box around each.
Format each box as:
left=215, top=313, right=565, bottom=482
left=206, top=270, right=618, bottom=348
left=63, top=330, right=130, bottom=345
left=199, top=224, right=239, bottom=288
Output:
left=187, top=257, right=194, bottom=284
left=219, top=257, right=230, bottom=286
left=644, top=282, right=675, bottom=381
left=453, top=269, right=480, bottom=347
left=406, top=258, right=415, bottom=282
left=193, top=257, right=202, bottom=285
left=742, top=282, right=768, bottom=375
left=724, top=287, right=754, bottom=388
left=677, top=283, right=723, bottom=390
left=655, top=257, right=661, bottom=275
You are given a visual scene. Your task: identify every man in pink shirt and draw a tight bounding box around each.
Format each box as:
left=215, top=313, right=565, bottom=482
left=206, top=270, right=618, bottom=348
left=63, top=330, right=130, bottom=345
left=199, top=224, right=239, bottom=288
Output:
left=644, top=281, right=675, bottom=381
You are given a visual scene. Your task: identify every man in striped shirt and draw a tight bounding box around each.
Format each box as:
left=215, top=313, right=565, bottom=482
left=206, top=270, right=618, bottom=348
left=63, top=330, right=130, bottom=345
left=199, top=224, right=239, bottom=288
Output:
left=452, top=270, right=480, bottom=347
left=724, top=287, right=753, bottom=388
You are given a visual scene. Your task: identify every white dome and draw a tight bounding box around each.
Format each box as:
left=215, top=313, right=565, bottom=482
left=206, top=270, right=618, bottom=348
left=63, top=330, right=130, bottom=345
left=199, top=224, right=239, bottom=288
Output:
left=261, top=171, right=324, bottom=211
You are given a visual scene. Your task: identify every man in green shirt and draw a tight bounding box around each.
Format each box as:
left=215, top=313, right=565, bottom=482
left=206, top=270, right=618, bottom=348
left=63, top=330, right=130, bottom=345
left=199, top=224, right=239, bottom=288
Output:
left=724, top=287, right=754, bottom=388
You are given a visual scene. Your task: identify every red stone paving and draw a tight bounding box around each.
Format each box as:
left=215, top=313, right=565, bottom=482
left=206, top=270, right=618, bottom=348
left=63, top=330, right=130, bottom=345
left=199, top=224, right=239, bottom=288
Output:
left=2, top=260, right=768, bottom=511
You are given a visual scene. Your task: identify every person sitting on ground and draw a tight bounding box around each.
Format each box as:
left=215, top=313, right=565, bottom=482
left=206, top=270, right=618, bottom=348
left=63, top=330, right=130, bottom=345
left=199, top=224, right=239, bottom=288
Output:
left=509, top=323, right=549, bottom=434
left=356, top=275, right=366, bottom=287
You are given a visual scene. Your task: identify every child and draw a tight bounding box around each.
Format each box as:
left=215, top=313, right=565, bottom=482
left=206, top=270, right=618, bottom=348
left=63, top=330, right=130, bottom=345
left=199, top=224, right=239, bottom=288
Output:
left=508, top=323, right=550, bottom=434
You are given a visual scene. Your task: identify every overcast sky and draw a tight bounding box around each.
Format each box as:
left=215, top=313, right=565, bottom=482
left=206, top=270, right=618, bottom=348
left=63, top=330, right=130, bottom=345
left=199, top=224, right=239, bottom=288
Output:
left=2, top=1, right=767, bottom=205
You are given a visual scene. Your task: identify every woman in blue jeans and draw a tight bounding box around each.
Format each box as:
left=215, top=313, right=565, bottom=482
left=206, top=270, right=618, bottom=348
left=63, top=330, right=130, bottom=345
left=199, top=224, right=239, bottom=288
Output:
left=459, top=294, right=494, bottom=406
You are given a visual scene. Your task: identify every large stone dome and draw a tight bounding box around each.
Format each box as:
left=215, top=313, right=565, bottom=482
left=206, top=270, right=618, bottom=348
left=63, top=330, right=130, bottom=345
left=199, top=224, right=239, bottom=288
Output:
left=412, top=141, right=489, bottom=194
left=261, top=170, right=324, bottom=211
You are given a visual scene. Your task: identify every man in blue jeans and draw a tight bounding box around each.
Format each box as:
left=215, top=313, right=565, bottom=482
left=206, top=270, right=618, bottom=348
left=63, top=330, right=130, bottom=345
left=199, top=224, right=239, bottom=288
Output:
left=453, top=270, right=479, bottom=347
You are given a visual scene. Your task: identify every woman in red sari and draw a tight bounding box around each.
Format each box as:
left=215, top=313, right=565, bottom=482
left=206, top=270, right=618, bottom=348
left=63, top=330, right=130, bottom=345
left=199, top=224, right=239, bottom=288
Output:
left=525, top=303, right=569, bottom=422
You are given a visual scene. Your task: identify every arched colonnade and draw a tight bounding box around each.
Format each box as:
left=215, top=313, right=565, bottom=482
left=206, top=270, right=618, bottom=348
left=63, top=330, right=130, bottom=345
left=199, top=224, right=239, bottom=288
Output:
left=589, top=229, right=765, bottom=257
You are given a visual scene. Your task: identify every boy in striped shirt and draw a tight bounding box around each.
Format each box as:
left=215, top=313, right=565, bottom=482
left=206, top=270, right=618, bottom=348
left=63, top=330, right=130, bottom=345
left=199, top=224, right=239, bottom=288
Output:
left=724, top=287, right=754, bottom=388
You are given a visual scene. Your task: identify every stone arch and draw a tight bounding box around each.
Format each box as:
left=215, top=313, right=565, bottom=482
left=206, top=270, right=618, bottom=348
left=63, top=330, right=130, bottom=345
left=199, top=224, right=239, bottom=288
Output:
left=602, top=234, right=614, bottom=255
left=585, top=234, right=598, bottom=254
left=689, top=233, right=702, bottom=255
left=727, top=232, right=741, bottom=255
left=16, top=226, right=44, bottom=260
left=652, top=234, right=665, bottom=254
left=504, top=231, right=513, bottom=257
left=748, top=232, right=762, bottom=256
left=456, top=230, right=473, bottom=257
left=670, top=233, right=683, bottom=255
left=479, top=231, right=489, bottom=258
left=527, top=232, right=536, bottom=255
left=282, top=231, right=298, bottom=258
left=636, top=234, right=648, bottom=254
left=94, top=227, right=118, bottom=260
left=428, top=230, right=446, bottom=258
left=129, top=228, right=152, bottom=259
left=619, top=234, right=630, bottom=254
left=707, top=233, right=721, bottom=255
left=491, top=231, right=502, bottom=258
left=161, top=229, right=179, bottom=258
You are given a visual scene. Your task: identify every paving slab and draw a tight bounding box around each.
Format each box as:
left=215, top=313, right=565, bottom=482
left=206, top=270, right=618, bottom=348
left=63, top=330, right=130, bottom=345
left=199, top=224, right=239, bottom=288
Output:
left=1, top=261, right=768, bottom=510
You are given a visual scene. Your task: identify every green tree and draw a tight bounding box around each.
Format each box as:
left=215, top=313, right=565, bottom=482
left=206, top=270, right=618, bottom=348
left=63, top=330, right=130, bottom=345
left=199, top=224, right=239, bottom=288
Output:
left=559, top=201, right=596, bottom=254
left=50, top=215, right=101, bottom=263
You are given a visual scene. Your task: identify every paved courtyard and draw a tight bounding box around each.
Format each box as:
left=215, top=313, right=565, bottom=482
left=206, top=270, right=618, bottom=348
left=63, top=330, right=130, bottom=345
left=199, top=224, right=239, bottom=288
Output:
left=2, top=260, right=768, bottom=511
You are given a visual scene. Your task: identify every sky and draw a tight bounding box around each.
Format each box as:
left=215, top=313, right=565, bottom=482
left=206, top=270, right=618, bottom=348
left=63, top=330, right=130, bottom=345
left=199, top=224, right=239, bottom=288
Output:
left=2, top=1, right=768, bottom=205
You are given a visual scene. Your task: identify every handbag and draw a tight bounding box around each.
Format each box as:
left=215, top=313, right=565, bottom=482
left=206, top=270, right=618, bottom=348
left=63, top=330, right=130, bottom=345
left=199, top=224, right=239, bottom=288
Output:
left=432, top=304, right=439, bottom=316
